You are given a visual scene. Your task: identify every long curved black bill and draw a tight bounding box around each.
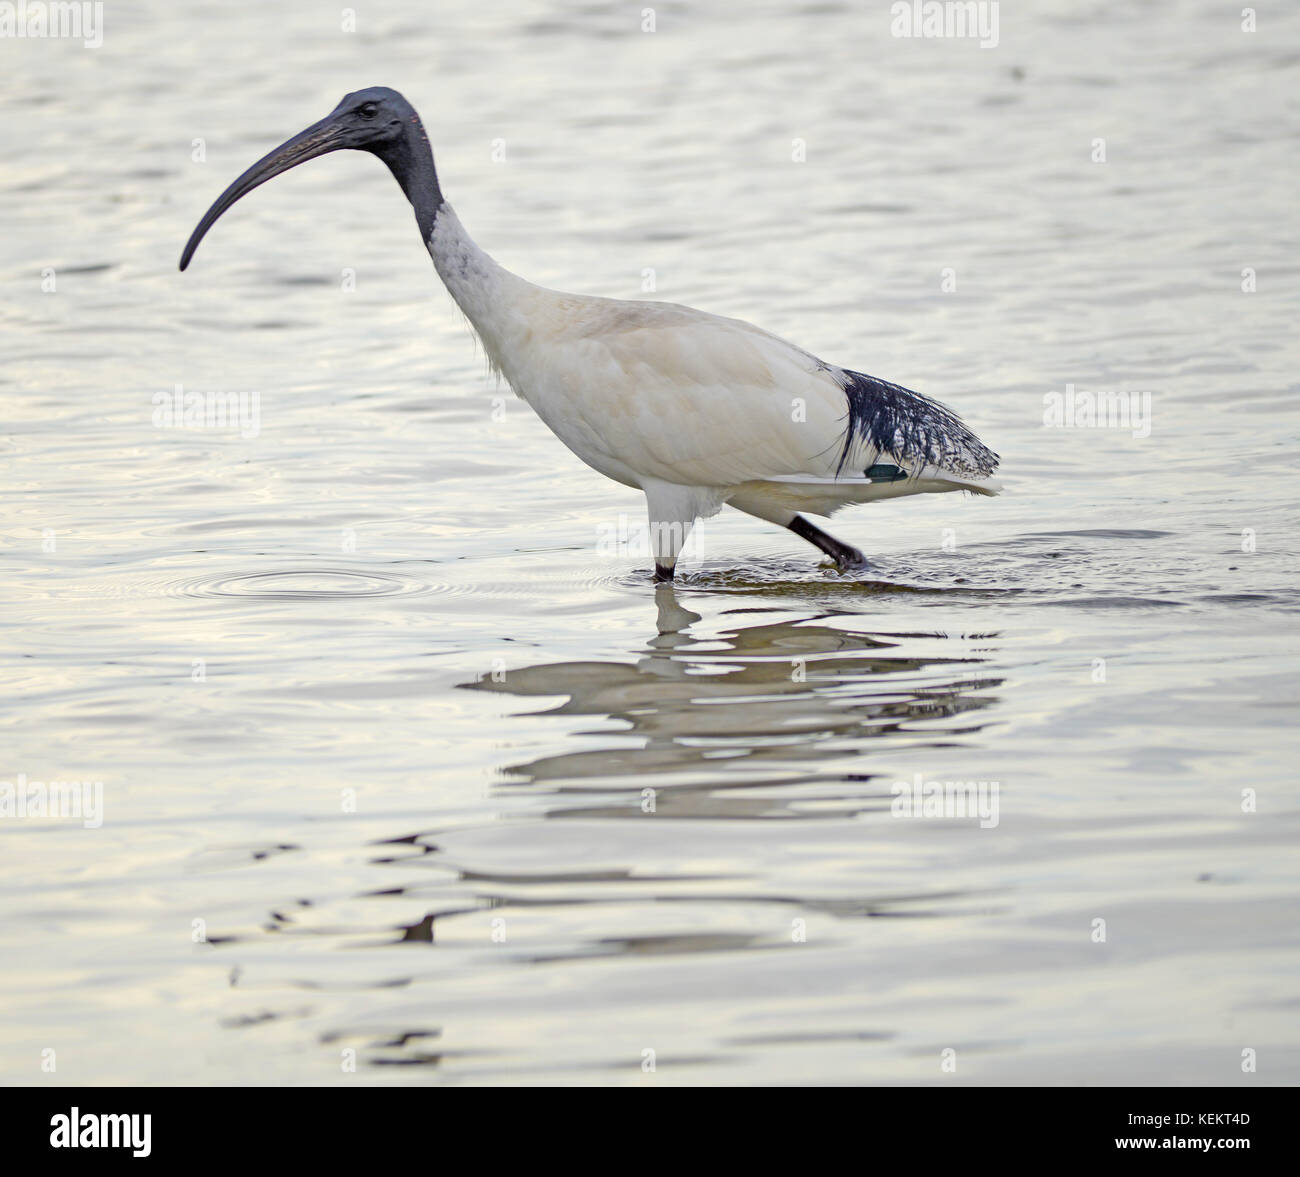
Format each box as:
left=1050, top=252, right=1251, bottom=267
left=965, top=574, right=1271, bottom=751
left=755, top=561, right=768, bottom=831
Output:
left=179, top=116, right=347, bottom=271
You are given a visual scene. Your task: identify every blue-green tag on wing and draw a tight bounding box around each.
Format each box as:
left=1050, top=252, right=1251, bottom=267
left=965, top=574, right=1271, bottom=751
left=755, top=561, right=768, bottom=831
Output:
left=864, top=463, right=907, bottom=482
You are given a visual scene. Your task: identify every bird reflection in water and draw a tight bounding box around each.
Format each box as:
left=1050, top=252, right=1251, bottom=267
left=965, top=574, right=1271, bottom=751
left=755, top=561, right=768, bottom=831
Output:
left=461, top=585, right=1002, bottom=821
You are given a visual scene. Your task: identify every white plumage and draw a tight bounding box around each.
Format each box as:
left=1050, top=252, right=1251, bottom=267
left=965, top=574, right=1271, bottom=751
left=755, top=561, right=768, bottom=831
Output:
left=431, top=207, right=1001, bottom=575
left=179, top=87, right=1001, bottom=581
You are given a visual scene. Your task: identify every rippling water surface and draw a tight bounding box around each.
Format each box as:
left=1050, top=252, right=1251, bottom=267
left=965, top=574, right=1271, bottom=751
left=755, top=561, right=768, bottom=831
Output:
left=3, top=1, right=1299, bottom=1085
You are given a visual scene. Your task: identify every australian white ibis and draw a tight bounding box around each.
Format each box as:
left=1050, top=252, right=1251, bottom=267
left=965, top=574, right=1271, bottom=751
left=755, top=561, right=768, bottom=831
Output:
left=180, top=87, right=1001, bottom=582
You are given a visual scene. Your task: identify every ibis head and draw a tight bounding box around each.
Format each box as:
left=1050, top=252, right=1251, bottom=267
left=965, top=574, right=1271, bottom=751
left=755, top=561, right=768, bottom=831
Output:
left=179, top=86, right=441, bottom=270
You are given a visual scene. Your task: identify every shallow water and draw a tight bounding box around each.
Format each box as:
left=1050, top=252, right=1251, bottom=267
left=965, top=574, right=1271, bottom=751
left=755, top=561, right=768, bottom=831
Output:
left=3, top=2, right=1299, bottom=1085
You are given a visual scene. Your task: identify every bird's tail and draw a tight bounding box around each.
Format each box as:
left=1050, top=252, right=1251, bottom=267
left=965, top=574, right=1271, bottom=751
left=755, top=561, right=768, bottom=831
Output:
left=837, top=369, right=1000, bottom=483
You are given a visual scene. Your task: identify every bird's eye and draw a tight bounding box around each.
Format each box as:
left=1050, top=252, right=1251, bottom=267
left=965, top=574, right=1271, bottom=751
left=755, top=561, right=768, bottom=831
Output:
left=358, top=102, right=379, bottom=120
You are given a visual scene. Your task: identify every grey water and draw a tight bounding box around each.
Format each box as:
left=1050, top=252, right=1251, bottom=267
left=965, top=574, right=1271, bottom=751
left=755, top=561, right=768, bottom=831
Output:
left=2, top=1, right=1298, bottom=1085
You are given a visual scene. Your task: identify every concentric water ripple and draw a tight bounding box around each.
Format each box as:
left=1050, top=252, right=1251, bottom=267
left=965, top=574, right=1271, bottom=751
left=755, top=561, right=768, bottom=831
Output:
left=176, top=567, right=435, bottom=601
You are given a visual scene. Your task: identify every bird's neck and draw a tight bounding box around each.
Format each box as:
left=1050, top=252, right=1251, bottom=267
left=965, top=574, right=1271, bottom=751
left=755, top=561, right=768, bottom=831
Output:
left=380, top=122, right=533, bottom=377
left=376, top=116, right=444, bottom=244
left=426, top=205, right=531, bottom=376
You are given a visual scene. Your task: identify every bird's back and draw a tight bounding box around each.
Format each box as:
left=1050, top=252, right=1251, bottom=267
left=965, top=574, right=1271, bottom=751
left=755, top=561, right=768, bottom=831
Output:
left=501, top=286, right=998, bottom=498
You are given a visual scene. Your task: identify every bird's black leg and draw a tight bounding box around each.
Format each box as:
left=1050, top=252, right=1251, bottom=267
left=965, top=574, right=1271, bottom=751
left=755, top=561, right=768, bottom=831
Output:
left=653, top=562, right=676, bottom=583
left=788, top=515, right=867, bottom=570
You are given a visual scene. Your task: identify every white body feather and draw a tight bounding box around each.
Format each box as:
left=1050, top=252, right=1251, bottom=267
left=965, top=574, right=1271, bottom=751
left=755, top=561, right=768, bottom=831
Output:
left=429, top=207, right=1000, bottom=566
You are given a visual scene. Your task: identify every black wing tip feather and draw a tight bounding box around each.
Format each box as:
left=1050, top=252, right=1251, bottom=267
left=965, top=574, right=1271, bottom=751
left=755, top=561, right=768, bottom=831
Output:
left=836, top=369, right=999, bottom=480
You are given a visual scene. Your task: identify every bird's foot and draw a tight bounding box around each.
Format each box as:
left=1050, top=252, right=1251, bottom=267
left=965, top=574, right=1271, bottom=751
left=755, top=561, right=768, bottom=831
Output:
left=832, top=545, right=869, bottom=573
left=788, top=515, right=867, bottom=574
